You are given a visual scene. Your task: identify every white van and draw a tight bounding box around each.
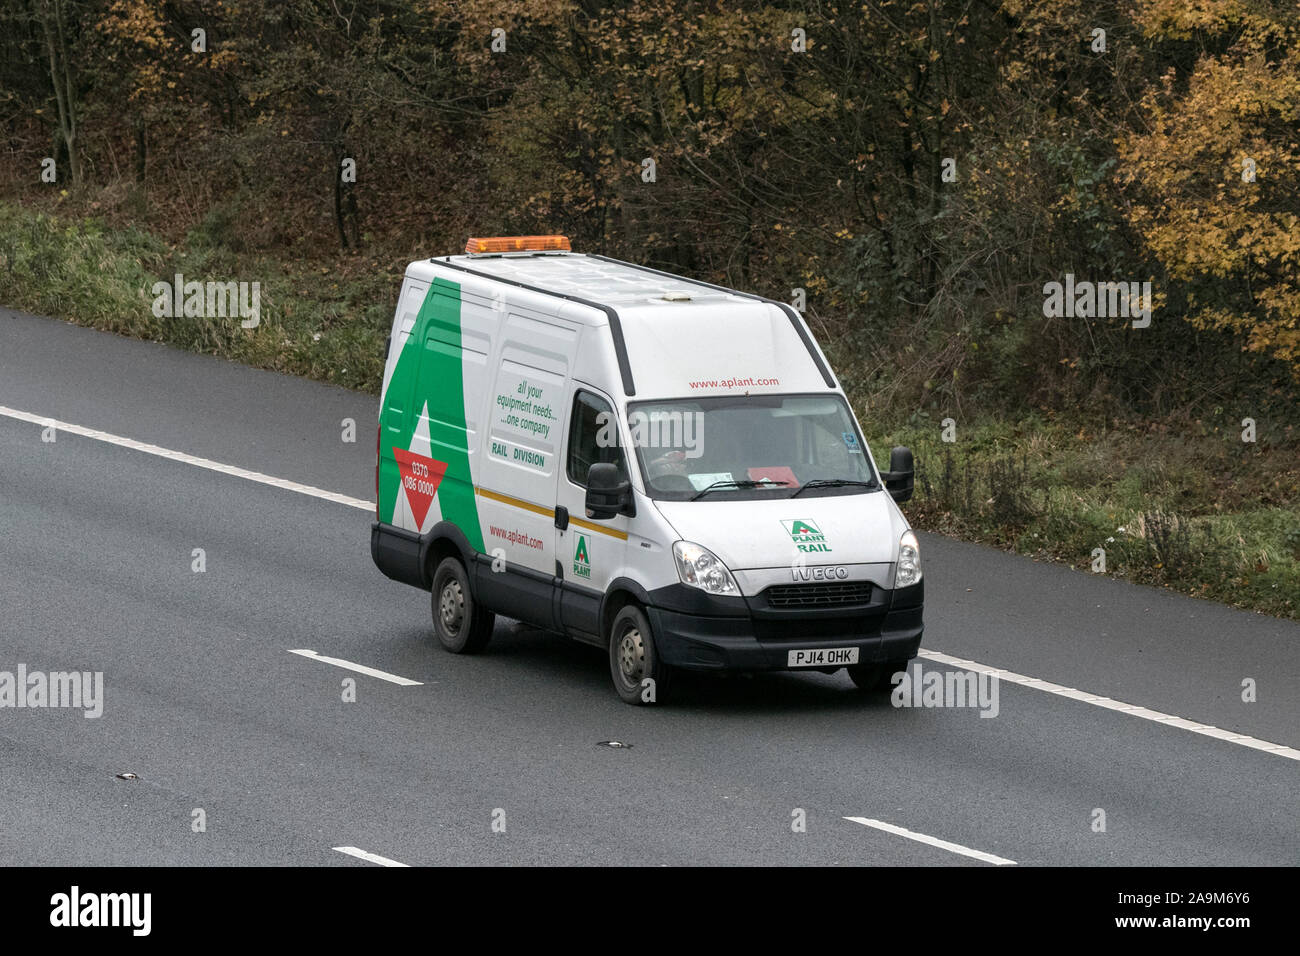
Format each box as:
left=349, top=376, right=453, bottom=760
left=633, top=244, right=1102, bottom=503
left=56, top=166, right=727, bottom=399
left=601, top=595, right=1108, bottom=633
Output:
left=370, top=236, right=923, bottom=704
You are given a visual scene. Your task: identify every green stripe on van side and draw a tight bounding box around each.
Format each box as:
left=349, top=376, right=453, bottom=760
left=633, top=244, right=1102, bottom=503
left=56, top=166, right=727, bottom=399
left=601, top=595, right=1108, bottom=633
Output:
left=378, top=278, right=484, bottom=552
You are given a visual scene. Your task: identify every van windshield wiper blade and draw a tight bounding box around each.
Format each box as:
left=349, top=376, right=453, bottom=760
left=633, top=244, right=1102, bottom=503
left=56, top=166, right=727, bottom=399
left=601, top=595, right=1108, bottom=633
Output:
left=690, top=479, right=788, bottom=501
left=790, top=478, right=875, bottom=498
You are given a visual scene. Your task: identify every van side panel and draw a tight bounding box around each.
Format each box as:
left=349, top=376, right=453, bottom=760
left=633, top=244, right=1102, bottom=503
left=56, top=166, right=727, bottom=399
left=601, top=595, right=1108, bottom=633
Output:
left=470, top=308, right=579, bottom=627
left=478, top=346, right=567, bottom=577
left=377, top=277, right=484, bottom=552
left=377, top=278, right=425, bottom=525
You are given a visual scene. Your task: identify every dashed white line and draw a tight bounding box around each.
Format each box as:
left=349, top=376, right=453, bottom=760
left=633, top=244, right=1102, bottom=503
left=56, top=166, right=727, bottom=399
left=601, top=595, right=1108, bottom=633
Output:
left=333, top=846, right=410, bottom=867
left=844, top=817, right=1016, bottom=866
left=290, top=649, right=423, bottom=686
left=0, top=404, right=374, bottom=512
left=918, top=649, right=1300, bottom=762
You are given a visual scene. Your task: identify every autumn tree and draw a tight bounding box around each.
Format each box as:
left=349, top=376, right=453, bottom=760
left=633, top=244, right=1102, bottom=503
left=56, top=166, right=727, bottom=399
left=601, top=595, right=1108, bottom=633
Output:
left=1119, top=0, right=1300, bottom=372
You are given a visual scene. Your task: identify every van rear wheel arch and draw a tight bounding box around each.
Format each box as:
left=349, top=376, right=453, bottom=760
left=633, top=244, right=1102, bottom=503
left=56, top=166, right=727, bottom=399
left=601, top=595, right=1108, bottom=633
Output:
left=419, top=522, right=477, bottom=589
left=430, top=556, right=495, bottom=654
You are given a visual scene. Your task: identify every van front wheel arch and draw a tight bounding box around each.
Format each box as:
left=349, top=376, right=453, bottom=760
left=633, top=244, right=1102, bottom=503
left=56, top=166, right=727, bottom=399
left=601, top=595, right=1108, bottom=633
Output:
left=608, top=605, right=672, bottom=705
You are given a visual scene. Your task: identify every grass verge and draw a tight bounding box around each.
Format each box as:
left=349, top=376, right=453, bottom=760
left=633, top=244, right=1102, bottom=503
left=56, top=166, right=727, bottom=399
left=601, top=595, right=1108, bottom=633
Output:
left=0, top=202, right=394, bottom=392
left=873, top=413, right=1298, bottom=619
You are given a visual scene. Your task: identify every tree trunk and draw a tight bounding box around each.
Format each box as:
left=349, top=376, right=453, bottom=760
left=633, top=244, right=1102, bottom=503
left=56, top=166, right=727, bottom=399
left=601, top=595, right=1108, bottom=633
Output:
left=334, top=158, right=350, bottom=250
left=134, top=118, right=147, bottom=182
left=39, top=0, right=81, bottom=187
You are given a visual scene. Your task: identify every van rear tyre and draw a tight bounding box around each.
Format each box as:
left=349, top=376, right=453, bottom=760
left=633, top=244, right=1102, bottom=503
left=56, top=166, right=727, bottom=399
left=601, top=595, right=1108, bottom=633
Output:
left=609, top=606, right=672, bottom=705
left=431, top=557, right=494, bottom=654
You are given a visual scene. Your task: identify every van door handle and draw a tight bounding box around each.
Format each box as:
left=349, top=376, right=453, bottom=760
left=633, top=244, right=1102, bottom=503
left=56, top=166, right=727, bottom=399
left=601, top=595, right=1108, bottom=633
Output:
left=554, top=506, right=569, bottom=531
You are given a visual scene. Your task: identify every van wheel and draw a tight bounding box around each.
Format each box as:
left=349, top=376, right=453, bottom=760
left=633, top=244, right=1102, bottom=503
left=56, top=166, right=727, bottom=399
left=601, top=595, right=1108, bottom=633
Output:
left=431, top=557, right=494, bottom=654
left=609, top=606, right=672, bottom=705
left=848, top=660, right=907, bottom=692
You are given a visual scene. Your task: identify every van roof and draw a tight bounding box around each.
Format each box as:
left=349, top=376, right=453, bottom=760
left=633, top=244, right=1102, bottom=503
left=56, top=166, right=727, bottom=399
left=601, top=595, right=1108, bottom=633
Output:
left=414, top=251, right=837, bottom=398
left=431, top=251, right=746, bottom=308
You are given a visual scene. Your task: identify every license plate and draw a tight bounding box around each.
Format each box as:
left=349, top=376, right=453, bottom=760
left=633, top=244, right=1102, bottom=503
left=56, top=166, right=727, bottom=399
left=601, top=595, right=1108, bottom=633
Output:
left=787, top=647, right=859, bottom=667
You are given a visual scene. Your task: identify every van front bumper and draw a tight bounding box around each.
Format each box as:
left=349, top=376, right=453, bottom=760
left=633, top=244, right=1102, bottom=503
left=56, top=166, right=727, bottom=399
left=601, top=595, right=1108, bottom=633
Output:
left=645, top=580, right=923, bottom=671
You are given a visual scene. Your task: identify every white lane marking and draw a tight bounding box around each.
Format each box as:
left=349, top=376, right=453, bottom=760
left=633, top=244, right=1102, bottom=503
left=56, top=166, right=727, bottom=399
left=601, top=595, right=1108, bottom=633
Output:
left=845, top=817, right=1016, bottom=866
left=333, top=846, right=410, bottom=867
left=0, top=404, right=374, bottom=512
left=7, top=405, right=1295, bottom=762
left=290, top=649, right=422, bottom=686
left=918, top=649, right=1300, bottom=762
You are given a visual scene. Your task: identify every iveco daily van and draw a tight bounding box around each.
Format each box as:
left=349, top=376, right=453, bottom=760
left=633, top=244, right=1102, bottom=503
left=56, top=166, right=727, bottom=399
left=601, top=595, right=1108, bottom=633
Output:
left=370, top=235, right=923, bottom=704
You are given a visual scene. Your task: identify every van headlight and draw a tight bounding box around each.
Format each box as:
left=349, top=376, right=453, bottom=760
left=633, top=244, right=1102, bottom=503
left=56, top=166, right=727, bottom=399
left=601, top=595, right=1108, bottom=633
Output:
left=673, top=541, right=738, bottom=595
left=896, top=530, right=922, bottom=587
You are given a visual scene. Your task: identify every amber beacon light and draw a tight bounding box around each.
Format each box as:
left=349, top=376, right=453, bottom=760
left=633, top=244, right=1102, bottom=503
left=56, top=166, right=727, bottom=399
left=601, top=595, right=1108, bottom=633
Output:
left=464, top=235, right=571, bottom=255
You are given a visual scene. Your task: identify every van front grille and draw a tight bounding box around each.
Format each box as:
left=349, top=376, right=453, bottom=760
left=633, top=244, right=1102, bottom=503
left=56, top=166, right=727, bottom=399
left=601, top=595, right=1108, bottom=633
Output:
left=763, top=581, right=874, bottom=608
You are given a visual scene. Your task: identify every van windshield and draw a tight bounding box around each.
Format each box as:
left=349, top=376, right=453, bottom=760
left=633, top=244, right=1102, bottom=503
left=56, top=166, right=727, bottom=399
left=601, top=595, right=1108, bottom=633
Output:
left=624, top=394, right=879, bottom=501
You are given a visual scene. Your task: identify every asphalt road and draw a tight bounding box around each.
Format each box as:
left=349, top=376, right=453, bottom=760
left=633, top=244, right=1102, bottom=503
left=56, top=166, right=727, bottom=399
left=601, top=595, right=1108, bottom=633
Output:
left=0, top=308, right=1296, bottom=865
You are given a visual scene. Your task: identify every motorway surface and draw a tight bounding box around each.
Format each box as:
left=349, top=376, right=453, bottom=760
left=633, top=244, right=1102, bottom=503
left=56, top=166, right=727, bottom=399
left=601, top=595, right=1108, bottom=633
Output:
left=0, top=309, right=1296, bottom=865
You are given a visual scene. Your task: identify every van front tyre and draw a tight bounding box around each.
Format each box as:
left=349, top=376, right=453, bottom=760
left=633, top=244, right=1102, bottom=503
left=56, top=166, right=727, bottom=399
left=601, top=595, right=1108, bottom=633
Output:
left=609, top=606, right=672, bottom=705
left=431, top=557, right=494, bottom=654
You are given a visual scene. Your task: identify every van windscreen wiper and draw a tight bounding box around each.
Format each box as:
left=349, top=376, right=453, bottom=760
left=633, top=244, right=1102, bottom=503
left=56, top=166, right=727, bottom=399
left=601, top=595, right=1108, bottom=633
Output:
left=690, top=479, right=788, bottom=501
left=790, top=478, right=875, bottom=498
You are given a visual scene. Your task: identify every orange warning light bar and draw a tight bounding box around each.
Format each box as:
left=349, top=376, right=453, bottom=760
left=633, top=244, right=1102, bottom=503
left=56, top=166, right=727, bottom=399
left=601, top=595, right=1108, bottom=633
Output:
left=464, top=235, right=571, bottom=255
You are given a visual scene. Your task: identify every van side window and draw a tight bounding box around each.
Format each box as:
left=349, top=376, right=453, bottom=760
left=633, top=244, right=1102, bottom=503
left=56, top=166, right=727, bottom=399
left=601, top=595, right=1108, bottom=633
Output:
left=567, top=391, right=626, bottom=487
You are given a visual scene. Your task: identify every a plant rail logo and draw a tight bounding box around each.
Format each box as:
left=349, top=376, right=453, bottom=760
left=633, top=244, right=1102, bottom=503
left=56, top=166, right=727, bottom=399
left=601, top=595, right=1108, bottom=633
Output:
left=573, top=534, right=592, bottom=579
left=783, top=518, right=832, bottom=553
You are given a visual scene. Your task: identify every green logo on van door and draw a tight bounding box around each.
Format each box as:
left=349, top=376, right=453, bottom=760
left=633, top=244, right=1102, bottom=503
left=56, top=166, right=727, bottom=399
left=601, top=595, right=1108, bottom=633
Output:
left=782, top=518, right=832, bottom=553
left=573, top=534, right=591, bottom=579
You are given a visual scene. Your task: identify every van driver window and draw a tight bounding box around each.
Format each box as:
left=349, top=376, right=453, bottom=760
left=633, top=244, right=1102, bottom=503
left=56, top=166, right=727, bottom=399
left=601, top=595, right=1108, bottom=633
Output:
left=567, top=391, right=627, bottom=486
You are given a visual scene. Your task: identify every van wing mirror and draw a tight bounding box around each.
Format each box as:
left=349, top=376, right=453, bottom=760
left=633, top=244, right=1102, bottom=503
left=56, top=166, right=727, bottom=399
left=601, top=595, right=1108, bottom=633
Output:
left=585, top=462, right=633, bottom=519
left=881, top=446, right=915, bottom=504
